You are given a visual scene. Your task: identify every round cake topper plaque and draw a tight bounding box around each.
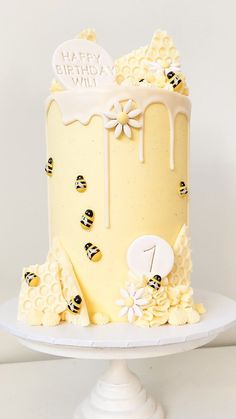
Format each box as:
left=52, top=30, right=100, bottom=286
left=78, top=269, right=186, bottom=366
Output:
left=127, top=235, right=174, bottom=278
left=52, top=39, right=115, bottom=90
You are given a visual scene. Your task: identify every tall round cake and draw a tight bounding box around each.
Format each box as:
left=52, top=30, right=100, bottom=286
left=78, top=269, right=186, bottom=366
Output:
left=18, top=29, right=205, bottom=328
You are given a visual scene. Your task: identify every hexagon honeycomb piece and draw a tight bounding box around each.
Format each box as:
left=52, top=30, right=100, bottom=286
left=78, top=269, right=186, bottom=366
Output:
left=48, top=239, right=90, bottom=326
left=146, top=30, right=180, bottom=68
left=18, top=261, right=67, bottom=324
left=168, top=224, right=192, bottom=286
left=115, top=30, right=189, bottom=95
left=115, top=45, right=149, bottom=85
left=147, top=30, right=189, bottom=95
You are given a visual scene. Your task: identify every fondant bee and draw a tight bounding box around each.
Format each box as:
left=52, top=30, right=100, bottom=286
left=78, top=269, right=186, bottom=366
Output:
left=68, top=295, right=82, bottom=314
left=179, top=181, right=188, bottom=197
left=45, top=157, right=53, bottom=176
left=166, top=70, right=182, bottom=90
left=147, top=274, right=162, bottom=291
left=85, top=243, right=102, bottom=262
left=75, top=175, right=87, bottom=192
left=80, top=209, right=94, bottom=230
left=24, top=272, right=40, bottom=287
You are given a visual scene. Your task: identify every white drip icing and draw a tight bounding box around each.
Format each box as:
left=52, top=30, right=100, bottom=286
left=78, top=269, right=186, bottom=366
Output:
left=46, top=86, right=191, bottom=228
left=139, top=117, right=144, bottom=163
left=104, top=127, right=110, bottom=228
left=169, top=109, right=175, bottom=170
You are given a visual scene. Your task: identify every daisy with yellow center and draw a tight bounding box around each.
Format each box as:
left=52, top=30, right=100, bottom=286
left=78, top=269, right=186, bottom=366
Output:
left=116, top=285, right=148, bottom=323
left=104, top=99, right=142, bottom=139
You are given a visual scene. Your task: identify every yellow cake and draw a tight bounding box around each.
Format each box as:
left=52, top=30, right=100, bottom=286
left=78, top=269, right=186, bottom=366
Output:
left=18, top=29, right=205, bottom=327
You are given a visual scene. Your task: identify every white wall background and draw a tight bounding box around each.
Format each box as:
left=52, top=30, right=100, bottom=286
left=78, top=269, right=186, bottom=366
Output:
left=0, top=0, right=235, bottom=363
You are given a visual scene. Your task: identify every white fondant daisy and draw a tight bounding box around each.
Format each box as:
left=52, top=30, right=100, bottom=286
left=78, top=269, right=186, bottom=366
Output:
left=104, top=99, right=142, bottom=139
left=116, top=285, right=148, bottom=323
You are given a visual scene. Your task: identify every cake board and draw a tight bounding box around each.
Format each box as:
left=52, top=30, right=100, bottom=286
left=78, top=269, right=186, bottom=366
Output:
left=0, top=289, right=236, bottom=419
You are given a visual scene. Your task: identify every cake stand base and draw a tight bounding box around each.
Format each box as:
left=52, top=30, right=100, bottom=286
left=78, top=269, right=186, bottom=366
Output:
left=1, top=290, right=236, bottom=419
left=74, top=360, right=163, bottom=419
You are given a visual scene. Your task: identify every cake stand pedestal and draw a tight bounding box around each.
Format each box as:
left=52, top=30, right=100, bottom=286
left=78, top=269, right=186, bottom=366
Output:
left=1, top=290, right=236, bottom=419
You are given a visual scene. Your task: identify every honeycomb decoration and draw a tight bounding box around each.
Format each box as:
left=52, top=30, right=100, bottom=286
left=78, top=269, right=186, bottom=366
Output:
left=18, top=261, right=68, bottom=325
left=115, top=45, right=149, bottom=85
left=168, top=224, right=192, bottom=286
left=146, top=30, right=181, bottom=69
left=115, top=30, right=189, bottom=95
left=146, top=30, right=189, bottom=95
left=18, top=239, right=90, bottom=327
left=47, top=238, right=90, bottom=326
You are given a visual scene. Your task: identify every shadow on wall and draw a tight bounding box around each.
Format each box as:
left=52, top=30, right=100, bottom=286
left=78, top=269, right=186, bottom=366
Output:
left=190, top=124, right=235, bottom=299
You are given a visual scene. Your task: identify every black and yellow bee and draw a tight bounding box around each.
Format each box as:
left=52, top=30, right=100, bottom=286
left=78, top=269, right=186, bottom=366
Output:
left=80, top=209, right=94, bottom=230
left=85, top=242, right=102, bottom=262
left=148, top=274, right=162, bottom=291
left=24, top=272, right=40, bottom=287
left=166, top=70, right=182, bottom=90
left=68, top=295, right=82, bottom=314
left=179, top=181, right=188, bottom=197
left=45, top=157, right=53, bottom=176
left=75, top=175, right=87, bottom=192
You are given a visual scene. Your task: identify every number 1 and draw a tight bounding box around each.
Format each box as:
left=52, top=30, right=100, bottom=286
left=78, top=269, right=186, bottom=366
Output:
left=144, top=245, right=157, bottom=273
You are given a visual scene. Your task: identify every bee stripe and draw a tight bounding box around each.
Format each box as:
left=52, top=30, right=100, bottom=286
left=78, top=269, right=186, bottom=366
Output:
left=81, top=219, right=93, bottom=227
left=68, top=303, right=79, bottom=311
left=170, top=79, right=181, bottom=87
left=68, top=306, right=80, bottom=313
left=88, top=247, right=99, bottom=259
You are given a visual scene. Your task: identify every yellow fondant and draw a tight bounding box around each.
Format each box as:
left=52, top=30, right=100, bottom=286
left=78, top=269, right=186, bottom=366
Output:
left=125, top=297, right=135, bottom=308
left=24, top=272, right=40, bottom=287
left=46, top=94, right=189, bottom=322
left=117, top=112, right=129, bottom=125
left=50, top=79, right=64, bottom=93
left=81, top=210, right=94, bottom=230
left=77, top=28, right=97, bottom=42
left=75, top=175, right=87, bottom=192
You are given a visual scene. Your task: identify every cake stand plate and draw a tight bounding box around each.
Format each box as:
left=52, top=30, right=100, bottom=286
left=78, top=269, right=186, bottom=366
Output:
left=0, top=290, right=236, bottom=419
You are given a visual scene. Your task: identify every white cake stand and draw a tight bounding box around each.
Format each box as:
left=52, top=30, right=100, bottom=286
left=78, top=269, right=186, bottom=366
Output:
left=1, top=290, right=236, bottom=419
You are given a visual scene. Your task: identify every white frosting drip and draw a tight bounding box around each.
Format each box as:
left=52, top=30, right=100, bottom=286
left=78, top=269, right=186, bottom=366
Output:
left=169, top=109, right=175, bottom=170
left=46, top=86, right=191, bottom=228
left=104, top=127, right=110, bottom=228
left=139, top=118, right=144, bottom=163
left=47, top=86, right=191, bottom=123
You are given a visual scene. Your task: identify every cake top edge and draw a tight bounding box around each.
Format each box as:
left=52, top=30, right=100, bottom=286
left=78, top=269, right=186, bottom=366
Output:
left=46, top=84, right=191, bottom=126
left=51, top=29, right=189, bottom=97
left=48, top=84, right=191, bottom=103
